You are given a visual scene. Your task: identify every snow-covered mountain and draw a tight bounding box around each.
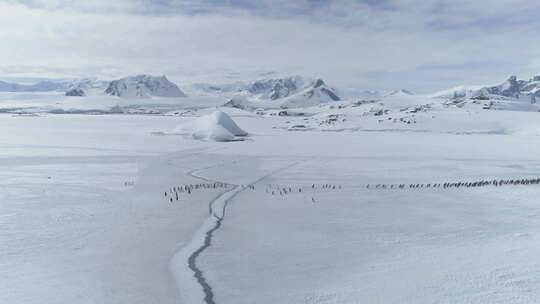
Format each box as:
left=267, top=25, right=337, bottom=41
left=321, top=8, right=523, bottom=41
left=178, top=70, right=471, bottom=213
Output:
left=518, top=75, right=540, bottom=97
left=105, top=75, right=186, bottom=98
left=0, top=78, right=109, bottom=93
left=247, top=76, right=306, bottom=100
left=482, top=76, right=522, bottom=98
left=190, top=76, right=307, bottom=99
left=222, top=77, right=341, bottom=109
left=433, top=75, right=540, bottom=100
left=280, top=79, right=340, bottom=107
left=193, top=75, right=340, bottom=108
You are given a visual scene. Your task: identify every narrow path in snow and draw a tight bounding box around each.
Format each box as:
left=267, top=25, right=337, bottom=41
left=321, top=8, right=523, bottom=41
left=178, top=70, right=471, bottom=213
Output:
left=172, top=160, right=297, bottom=304
left=185, top=186, right=241, bottom=304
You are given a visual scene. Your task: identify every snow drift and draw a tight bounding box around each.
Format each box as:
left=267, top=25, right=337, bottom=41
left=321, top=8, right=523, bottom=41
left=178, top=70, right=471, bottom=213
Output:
left=178, top=111, right=248, bottom=142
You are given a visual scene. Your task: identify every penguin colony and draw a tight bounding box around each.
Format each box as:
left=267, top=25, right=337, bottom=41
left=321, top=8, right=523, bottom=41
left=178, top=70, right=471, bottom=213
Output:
left=164, top=182, right=255, bottom=203
left=364, top=177, right=540, bottom=190
left=164, top=177, right=540, bottom=203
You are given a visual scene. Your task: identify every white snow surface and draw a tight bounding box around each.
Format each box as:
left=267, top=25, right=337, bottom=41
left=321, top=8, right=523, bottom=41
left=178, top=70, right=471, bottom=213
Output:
left=5, top=87, right=540, bottom=304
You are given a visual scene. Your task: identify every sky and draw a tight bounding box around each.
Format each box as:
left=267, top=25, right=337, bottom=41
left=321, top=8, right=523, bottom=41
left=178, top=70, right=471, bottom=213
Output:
left=1, top=0, right=540, bottom=92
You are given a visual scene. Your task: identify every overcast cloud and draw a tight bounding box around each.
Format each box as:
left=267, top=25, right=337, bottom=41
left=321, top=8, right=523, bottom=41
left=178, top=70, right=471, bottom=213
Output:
left=1, top=0, right=540, bottom=92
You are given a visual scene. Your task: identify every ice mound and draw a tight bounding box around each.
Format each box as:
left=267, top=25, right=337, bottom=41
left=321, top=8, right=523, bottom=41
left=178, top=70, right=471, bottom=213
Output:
left=180, top=111, right=248, bottom=142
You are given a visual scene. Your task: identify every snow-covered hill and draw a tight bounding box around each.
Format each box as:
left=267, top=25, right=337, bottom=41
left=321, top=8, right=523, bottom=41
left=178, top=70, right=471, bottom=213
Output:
left=105, top=75, right=186, bottom=98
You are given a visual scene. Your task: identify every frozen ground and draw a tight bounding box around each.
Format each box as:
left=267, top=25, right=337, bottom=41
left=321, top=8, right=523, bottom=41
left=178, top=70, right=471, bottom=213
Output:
left=3, top=103, right=540, bottom=303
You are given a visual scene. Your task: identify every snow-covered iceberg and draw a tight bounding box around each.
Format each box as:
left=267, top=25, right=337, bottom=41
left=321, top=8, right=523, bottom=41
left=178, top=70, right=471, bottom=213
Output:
left=177, top=111, right=248, bottom=142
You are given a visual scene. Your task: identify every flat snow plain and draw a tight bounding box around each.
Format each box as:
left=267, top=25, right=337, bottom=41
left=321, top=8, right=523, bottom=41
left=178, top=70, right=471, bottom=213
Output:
left=3, top=106, right=540, bottom=304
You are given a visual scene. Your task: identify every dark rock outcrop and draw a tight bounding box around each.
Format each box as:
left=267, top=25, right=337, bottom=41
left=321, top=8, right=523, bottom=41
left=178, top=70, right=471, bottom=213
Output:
left=65, top=88, right=86, bottom=97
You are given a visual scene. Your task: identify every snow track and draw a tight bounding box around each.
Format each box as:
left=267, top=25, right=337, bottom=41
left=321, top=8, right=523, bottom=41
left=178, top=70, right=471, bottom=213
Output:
left=171, top=161, right=296, bottom=304
left=182, top=186, right=242, bottom=304
left=171, top=163, right=238, bottom=304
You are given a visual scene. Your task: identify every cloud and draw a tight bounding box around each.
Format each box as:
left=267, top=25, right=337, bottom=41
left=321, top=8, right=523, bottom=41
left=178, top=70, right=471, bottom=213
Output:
left=1, top=0, right=540, bottom=92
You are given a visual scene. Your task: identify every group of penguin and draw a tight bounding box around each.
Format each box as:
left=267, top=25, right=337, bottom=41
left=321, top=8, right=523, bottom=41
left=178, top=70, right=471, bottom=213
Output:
left=165, top=182, right=344, bottom=204
left=265, top=183, right=341, bottom=195
left=164, top=182, right=228, bottom=203
left=164, top=183, right=257, bottom=203
left=264, top=183, right=342, bottom=203
left=365, top=177, right=540, bottom=190
left=163, top=177, right=540, bottom=205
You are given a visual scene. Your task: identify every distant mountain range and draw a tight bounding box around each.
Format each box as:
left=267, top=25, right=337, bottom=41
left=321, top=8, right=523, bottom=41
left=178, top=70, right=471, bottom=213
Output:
left=433, top=75, right=540, bottom=100
left=0, top=80, right=67, bottom=92
left=0, top=74, right=343, bottom=104
left=192, top=75, right=311, bottom=99
left=0, top=75, right=186, bottom=98
left=219, top=76, right=341, bottom=108
left=0, top=74, right=420, bottom=104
